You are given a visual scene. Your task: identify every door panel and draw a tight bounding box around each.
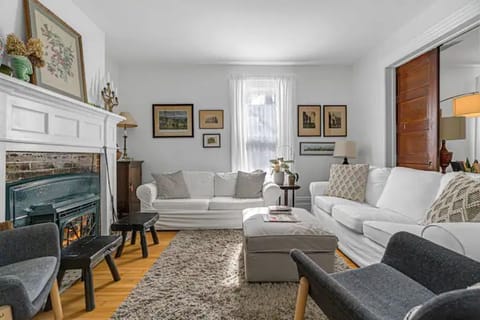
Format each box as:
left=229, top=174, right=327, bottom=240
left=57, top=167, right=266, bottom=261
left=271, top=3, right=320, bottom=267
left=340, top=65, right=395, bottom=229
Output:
left=396, top=48, right=439, bottom=171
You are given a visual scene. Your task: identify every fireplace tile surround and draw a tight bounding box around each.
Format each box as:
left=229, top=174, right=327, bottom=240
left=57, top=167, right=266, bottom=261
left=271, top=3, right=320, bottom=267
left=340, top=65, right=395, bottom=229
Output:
left=0, top=73, right=124, bottom=234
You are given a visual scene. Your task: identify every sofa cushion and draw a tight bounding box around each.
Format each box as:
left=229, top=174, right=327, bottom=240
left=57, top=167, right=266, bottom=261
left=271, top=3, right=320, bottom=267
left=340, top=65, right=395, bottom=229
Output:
left=152, top=171, right=190, bottom=199
left=326, top=164, right=369, bottom=202
left=365, top=167, right=391, bottom=206
left=152, top=199, right=210, bottom=211
left=314, top=196, right=370, bottom=215
left=182, top=171, right=215, bottom=199
left=235, top=170, right=266, bottom=198
left=363, top=221, right=423, bottom=248
left=376, top=167, right=442, bottom=223
left=214, top=172, right=237, bottom=197
left=425, top=174, right=480, bottom=224
left=0, top=256, right=57, bottom=301
left=332, top=205, right=416, bottom=234
left=209, top=197, right=264, bottom=210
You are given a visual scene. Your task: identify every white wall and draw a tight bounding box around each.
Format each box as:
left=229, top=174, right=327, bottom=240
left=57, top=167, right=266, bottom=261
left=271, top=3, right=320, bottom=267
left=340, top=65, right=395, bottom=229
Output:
left=350, top=0, right=478, bottom=166
left=0, top=0, right=106, bottom=105
left=118, top=64, right=352, bottom=205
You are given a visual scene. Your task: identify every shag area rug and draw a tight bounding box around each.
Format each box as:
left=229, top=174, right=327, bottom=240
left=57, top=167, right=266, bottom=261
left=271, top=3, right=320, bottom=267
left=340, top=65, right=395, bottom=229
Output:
left=112, top=230, right=349, bottom=320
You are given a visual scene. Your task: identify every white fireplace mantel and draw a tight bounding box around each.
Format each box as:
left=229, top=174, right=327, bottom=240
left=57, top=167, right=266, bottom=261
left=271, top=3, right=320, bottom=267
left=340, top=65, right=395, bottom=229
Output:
left=0, top=73, right=124, bottom=235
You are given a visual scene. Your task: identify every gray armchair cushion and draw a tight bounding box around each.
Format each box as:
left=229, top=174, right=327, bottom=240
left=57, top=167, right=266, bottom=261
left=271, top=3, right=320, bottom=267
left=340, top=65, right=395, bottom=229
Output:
left=0, top=256, right=57, bottom=301
left=332, top=264, right=435, bottom=320
left=0, top=223, right=60, bottom=320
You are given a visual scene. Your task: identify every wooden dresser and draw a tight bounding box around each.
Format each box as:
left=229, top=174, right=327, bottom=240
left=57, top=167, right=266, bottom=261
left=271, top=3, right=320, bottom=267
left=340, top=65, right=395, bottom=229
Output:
left=117, top=160, right=143, bottom=217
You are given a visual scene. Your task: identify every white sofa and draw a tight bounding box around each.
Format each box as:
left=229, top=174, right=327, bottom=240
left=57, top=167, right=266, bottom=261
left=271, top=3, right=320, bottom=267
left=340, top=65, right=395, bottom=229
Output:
left=137, top=171, right=281, bottom=229
left=310, top=166, right=480, bottom=267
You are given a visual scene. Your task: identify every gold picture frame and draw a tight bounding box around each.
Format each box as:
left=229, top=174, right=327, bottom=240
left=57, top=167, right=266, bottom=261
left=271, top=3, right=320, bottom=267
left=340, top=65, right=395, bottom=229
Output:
left=199, top=110, right=224, bottom=129
left=152, top=104, right=194, bottom=138
left=298, top=105, right=321, bottom=136
left=324, top=105, right=347, bottom=137
left=24, top=0, right=87, bottom=102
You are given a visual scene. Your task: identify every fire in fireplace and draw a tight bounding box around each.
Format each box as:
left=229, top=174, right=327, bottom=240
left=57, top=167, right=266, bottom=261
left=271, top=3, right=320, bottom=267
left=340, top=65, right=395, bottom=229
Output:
left=6, top=173, right=100, bottom=247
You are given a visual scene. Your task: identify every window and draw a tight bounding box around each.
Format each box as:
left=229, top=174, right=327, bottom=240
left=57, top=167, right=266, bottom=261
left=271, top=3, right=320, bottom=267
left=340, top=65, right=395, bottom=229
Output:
left=230, top=76, right=294, bottom=172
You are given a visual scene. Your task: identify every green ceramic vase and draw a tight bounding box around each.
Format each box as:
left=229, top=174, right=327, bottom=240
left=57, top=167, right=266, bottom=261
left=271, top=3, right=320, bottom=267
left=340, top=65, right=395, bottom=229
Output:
left=10, top=55, right=33, bottom=82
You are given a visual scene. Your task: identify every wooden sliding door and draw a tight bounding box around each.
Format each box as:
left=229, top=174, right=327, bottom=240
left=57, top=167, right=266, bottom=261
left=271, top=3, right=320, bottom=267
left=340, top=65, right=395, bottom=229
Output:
left=396, top=48, right=439, bottom=171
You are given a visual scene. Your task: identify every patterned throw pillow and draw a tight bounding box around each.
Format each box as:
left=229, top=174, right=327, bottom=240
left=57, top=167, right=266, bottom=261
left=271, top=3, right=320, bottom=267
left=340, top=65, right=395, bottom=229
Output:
left=326, top=164, right=369, bottom=202
left=425, top=174, right=480, bottom=224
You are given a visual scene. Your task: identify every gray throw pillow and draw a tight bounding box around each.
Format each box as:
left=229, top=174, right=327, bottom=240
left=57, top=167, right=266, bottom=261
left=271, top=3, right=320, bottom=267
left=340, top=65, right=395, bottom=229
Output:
left=152, top=171, right=191, bottom=199
left=425, top=174, right=480, bottom=224
left=326, top=164, right=369, bottom=202
left=235, top=170, right=266, bottom=198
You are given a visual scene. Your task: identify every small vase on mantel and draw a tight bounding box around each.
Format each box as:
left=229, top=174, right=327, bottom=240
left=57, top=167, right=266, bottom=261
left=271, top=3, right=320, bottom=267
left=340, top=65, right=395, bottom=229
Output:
left=273, top=172, right=285, bottom=185
left=9, top=55, right=32, bottom=82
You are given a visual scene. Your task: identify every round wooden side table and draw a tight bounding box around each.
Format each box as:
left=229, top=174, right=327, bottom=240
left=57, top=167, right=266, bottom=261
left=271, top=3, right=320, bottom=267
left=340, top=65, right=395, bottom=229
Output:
left=278, top=184, right=301, bottom=207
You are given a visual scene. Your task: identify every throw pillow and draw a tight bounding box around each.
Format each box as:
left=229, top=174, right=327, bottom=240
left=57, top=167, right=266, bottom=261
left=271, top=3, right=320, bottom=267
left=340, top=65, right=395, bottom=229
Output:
left=326, top=164, right=369, bottom=202
left=152, top=170, right=191, bottom=199
left=235, top=170, right=266, bottom=198
left=214, top=172, right=238, bottom=197
left=425, top=174, right=480, bottom=224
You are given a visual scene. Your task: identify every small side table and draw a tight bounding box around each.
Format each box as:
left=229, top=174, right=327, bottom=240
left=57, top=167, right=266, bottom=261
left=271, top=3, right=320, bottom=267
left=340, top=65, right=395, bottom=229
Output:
left=279, top=184, right=301, bottom=207
left=111, top=212, right=160, bottom=258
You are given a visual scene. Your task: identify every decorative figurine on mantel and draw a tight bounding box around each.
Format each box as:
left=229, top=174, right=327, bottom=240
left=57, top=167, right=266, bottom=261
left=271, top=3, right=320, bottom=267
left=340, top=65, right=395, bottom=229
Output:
left=101, top=82, right=119, bottom=112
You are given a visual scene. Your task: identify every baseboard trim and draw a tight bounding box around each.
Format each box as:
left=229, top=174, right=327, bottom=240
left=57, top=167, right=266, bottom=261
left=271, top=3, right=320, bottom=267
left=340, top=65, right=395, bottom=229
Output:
left=294, top=196, right=311, bottom=211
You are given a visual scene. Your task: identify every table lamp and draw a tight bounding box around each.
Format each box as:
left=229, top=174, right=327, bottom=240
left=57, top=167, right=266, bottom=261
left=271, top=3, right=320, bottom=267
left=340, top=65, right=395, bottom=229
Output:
left=439, top=116, right=466, bottom=173
left=334, top=141, right=356, bottom=165
left=117, top=112, right=137, bottom=161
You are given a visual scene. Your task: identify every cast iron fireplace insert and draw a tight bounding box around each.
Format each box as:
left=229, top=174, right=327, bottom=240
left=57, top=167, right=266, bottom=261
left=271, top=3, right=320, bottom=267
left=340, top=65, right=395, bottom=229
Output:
left=6, top=173, right=100, bottom=247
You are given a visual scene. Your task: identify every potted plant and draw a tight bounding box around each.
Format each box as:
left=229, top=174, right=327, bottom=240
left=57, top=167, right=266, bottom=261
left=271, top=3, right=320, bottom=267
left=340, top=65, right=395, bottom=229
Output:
left=270, top=157, right=296, bottom=185
left=5, top=34, right=44, bottom=82
left=285, top=169, right=299, bottom=186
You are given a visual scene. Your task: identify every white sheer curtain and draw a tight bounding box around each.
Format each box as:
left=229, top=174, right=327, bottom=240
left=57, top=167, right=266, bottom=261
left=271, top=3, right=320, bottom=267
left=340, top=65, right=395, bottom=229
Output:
left=230, top=75, right=295, bottom=172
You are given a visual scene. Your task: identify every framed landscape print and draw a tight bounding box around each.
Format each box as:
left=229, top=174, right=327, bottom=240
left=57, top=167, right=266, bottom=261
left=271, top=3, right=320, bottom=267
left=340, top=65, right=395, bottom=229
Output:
left=203, top=134, right=221, bottom=148
left=324, top=105, right=347, bottom=137
left=24, top=0, right=87, bottom=102
left=298, top=105, right=321, bottom=136
left=199, top=110, right=224, bottom=129
left=300, top=142, right=335, bottom=156
left=152, top=104, right=194, bottom=138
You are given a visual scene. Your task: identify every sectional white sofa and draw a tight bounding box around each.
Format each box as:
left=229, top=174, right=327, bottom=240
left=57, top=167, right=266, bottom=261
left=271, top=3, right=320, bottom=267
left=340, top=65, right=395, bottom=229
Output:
left=310, top=167, right=480, bottom=267
left=137, top=171, right=281, bottom=229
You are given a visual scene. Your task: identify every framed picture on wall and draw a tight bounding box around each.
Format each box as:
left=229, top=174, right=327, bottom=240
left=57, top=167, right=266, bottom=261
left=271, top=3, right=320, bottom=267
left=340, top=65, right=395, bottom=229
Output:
left=199, top=110, right=224, bottom=129
left=298, top=105, right=321, bottom=136
left=152, top=104, right=194, bottom=138
left=203, top=133, right=221, bottom=148
left=24, top=0, right=88, bottom=102
left=324, top=105, right=347, bottom=137
left=299, top=142, right=335, bottom=156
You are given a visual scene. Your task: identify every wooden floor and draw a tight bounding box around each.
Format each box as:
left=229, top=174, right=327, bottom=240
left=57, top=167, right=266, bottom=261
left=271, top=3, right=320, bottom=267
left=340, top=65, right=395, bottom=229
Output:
left=35, top=231, right=177, bottom=320
left=35, top=231, right=357, bottom=320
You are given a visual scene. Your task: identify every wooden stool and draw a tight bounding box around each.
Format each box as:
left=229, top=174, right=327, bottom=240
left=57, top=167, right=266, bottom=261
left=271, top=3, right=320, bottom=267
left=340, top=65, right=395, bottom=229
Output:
left=58, top=235, right=122, bottom=311
left=111, top=212, right=160, bottom=258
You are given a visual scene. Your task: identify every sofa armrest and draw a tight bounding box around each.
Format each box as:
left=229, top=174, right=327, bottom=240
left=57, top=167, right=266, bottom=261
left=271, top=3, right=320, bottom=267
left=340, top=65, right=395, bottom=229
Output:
left=422, top=223, right=480, bottom=263
left=0, top=223, right=59, bottom=267
left=136, top=182, right=157, bottom=210
left=382, top=232, right=480, bottom=294
left=309, top=181, right=329, bottom=197
left=262, top=182, right=281, bottom=205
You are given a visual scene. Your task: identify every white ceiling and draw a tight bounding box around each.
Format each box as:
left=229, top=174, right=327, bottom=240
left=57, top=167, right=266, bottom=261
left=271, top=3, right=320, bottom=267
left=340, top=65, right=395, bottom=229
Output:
left=441, top=26, right=480, bottom=67
left=74, top=0, right=437, bottom=65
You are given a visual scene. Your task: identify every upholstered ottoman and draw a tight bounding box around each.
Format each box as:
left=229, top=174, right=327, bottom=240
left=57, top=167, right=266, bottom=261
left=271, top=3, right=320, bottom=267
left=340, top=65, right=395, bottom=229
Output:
left=243, top=207, right=338, bottom=282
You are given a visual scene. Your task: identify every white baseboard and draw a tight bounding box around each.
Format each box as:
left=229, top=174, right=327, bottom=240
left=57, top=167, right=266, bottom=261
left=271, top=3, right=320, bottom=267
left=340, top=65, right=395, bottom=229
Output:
left=294, top=196, right=311, bottom=211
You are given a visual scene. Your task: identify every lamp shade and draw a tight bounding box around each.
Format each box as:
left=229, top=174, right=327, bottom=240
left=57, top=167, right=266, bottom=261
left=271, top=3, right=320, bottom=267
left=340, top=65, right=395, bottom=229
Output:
left=117, top=112, right=138, bottom=128
left=440, top=116, right=466, bottom=141
left=453, top=93, right=480, bottom=117
left=333, top=141, right=356, bottom=158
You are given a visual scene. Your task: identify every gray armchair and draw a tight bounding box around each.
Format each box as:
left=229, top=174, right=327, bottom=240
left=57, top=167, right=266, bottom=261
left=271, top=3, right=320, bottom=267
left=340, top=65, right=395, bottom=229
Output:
left=0, top=223, right=63, bottom=319
left=291, top=232, right=480, bottom=320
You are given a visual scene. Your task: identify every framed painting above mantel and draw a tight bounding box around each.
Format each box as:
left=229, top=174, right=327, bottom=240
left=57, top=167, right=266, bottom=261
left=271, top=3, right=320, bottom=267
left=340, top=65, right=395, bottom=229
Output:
left=24, top=0, right=87, bottom=102
left=152, top=104, right=194, bottom=138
